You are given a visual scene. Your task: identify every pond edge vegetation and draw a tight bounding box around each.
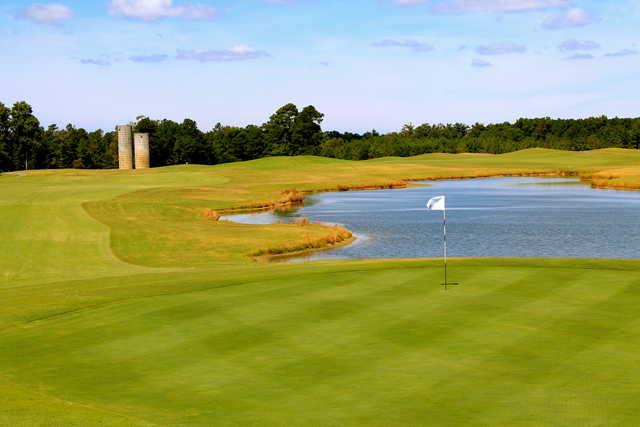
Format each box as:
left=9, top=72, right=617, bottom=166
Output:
left=200, top=162, right=638, bottom=261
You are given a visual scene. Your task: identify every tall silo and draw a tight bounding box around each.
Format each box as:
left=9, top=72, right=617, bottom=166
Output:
left=134, top=133, right=150, bottom=169
left=117, top=125, right=134, bottom=170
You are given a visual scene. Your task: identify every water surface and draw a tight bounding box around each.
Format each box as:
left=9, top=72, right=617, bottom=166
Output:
left=224, top=177, right=640, bottom=260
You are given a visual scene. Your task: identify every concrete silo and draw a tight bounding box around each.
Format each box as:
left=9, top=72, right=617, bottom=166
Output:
left=134, top=133, right=150, bottom=169
left=117, top=125, right=134, bottom=170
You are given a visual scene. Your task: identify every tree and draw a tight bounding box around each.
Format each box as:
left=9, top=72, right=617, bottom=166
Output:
left=362, top=129, right=379, bottom=139
left=59, top=124, right=81, bottom=168
left=0, top=103, right=10, bottom=171
left=400, top=123, right=415, bottom=137
left=9, top=101, right=42, bottom=170
left=291, top=105, right=324, bottom=155
left=134, top=116, right=158, bottom=135
left=101, top=131, right=118, bottom=168
left=40, top=125, right=59, bottom=168
left=152, top=120, right=180, bottom=166
left=632, top=122, right=640, bottom=150
left=74, top=130, right=105, bottom=169
left=263, top=103, right=299, bottom=156
left=2, top=98, right=640, bottom=169
left=241, top=124, right=267, bottom=160
left=208, top=125, right=242, bottom=163
left=172, top=119, right=209, bottom=164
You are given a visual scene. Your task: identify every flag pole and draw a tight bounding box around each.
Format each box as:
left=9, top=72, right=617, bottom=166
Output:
left=427, top=195, right=458, bottom=290
left=443, top=205, right=447, bottom=290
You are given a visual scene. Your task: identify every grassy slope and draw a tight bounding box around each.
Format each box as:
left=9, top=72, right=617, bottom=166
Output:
left=87, top=149, right=640, bottom=268
left=1, top=149, right=640, bottom=425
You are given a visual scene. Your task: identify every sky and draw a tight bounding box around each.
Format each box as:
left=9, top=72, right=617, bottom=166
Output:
left=1, top=0, right=639, bottom=132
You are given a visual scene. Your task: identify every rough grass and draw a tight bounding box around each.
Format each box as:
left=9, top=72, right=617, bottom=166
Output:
left=586, top=167, right=640, bottom=191
left=251, top=224, right=353, bottom=257
left=1, top=149, right=640, bottom=425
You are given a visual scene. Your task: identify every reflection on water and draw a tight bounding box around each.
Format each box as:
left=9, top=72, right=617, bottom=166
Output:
left=223, top=177, right=640, bottom=260
left=220, top=212, right=284, bottom=225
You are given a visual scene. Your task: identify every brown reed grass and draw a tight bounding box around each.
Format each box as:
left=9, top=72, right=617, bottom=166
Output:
left=336, top=181, right=407, bottom=192
left=585, top=168, right=640, bottom=191
left=251, top=225, right=353, bottom=257
left=203, top=209, right=220, bottom=220
left=292, top=217, right=311, bottom=226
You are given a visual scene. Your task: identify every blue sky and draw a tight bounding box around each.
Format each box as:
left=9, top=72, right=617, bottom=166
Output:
left=1, top=0, right=638, bottom=132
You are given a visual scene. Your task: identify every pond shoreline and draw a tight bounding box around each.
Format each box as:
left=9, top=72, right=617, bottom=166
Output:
left=216, top=171, right=638, bottom=261
left=221, top=174, right=639, bottom=261
left=252, top=234, right=358, bottom=263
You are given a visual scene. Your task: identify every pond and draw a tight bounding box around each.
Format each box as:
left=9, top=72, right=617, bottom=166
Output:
left=223, top=177, right=640, bottom=260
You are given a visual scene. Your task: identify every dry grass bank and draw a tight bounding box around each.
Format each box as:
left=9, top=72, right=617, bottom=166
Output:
left=582, top=167, right=640, bottom=191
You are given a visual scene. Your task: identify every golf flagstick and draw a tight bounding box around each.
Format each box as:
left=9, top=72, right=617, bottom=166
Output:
left=427, top=196, right=459, bottom=290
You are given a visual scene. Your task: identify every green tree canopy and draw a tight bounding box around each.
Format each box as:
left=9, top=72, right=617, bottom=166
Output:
left=263, top=103, right=299, bottom=156
left=9, top=101, right=42, bottom=170
left=2, top=99, right=640, bottom=171
left=0, top=103, right=10, bottom=171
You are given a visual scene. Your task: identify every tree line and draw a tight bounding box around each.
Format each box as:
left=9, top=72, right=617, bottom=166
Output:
left=1, top=100, right=639, bottom=172
left=321, top=117, right=640, bottom=160
left=0, top=102, right=116, bottom=171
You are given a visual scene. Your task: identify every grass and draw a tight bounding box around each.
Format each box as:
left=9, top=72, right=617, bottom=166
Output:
left=1, top=149, right=640, bottom=425
left=586, top=167, right=640, bottom=191
left=251, top=223, right=353, bottom=258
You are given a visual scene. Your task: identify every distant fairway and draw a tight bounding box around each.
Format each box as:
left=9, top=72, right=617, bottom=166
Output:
left=1, top=149, right=640, bottom=425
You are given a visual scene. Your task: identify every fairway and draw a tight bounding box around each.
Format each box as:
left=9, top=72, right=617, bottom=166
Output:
left=2, top=150, right=640, bottom=425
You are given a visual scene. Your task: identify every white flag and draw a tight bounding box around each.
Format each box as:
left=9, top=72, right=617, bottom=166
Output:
left=426, top=195, right=446, bottom=211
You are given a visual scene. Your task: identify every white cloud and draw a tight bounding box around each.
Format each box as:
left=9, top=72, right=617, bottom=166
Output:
left=476, top=42, right=526, bottom=55
left=80, top=58, right=111, bottom=66
left=21, top=3, right=73, bottom=25
left=603, top=49, right=638, bottom=58
left=176, top=45, right=270, bottom=62
left=563, top=53, right=594, bottom=61
left=558, top=39, right=600, bottom=52
left=471, top=58, right=492, bottom=67
left=391, top=0, right=425, bottom=5
left=109, top=0, right=216, bottom=20
left=372, top=39, right=435, bottom=52
left=130, top=54, right=169, bottom=63
left=542, top=7, right=594, bottom=29
left=431, top=0, right=570, bottom=13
